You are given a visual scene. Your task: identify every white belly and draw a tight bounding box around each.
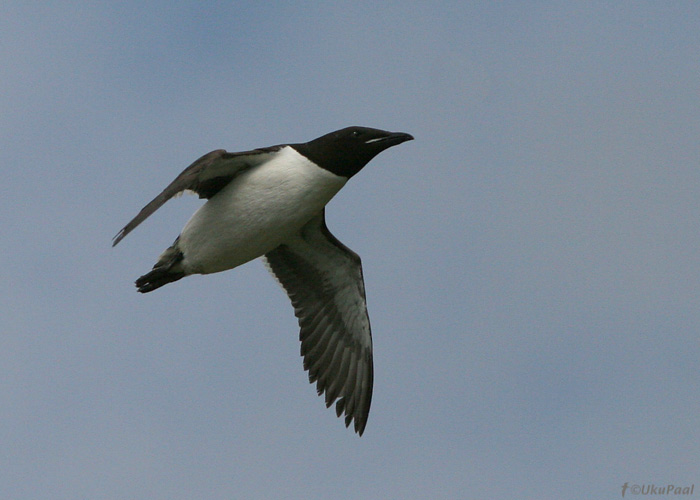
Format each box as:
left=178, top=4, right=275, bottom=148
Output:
left=178, top=147, right=346, bottom=274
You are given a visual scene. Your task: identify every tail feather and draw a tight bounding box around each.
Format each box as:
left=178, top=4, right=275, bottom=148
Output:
left=136, top=239, right=186, bottom=293
left=136, top=267, right=185, bottom=293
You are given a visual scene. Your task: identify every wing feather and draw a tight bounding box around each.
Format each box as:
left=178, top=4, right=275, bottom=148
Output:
left=112, top=146, right=283, bottom=246
left=264, top=210, right=374, bottom=435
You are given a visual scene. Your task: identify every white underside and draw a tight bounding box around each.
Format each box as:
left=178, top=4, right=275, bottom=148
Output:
left=177, top=146, right=347, bottom=274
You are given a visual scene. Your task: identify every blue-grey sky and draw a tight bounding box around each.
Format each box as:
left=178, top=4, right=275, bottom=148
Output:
left=3, top=2, right=699, bottom=499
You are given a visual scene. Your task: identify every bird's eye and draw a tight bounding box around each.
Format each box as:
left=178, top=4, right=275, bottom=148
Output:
left=352, top=130, right=361, bottom=137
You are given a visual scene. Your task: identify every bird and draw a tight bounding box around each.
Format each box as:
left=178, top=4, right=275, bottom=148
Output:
left=112, top=126, right=413, bottom=435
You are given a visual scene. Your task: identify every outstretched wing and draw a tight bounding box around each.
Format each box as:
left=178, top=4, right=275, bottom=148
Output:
left=264, top=210, right=374, bottom=435
left=112, top=145, right=283, bottom=246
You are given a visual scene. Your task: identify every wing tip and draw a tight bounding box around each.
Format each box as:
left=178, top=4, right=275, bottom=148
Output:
left=112, top=228, right=126, bottom=247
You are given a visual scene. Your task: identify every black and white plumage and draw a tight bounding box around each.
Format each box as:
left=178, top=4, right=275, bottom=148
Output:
left=113, top=126, right=413, bottom=435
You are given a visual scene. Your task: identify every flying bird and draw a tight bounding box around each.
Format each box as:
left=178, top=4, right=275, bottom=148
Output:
left=113, top=126, right=413, bottom=435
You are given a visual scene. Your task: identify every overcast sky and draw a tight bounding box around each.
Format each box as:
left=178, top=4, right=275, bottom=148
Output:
left=3, top=2, right=699, bottom=499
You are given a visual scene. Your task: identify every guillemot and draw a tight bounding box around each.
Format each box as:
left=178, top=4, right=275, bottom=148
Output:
left=113, top=126, right=413, bottom=435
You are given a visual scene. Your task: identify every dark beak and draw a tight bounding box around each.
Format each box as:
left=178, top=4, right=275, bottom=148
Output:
left=372, top=131, right=414, bottom=148
left=387, top=131, right=414, bottom=144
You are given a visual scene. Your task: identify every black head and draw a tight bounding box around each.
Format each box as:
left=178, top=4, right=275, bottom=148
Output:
left=292, top=126, right=414, bottom=178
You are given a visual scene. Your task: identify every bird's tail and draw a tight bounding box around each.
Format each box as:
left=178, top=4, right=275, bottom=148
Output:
left=135, top=238, right=186, bottom=293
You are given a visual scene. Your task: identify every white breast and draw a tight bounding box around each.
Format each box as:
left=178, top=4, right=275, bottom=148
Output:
left=178, top=146, right=347, bottom=274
